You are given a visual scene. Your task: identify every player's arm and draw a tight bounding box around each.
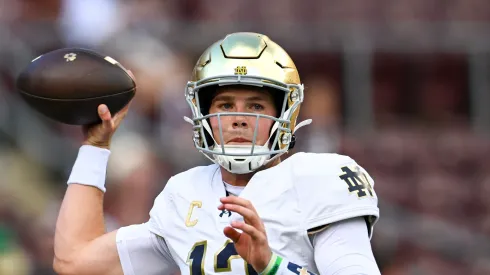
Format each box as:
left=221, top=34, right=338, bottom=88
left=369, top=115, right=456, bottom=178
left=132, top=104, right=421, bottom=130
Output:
left=269, top=154, right=380, bottom=275
left=117, top=223, right=179, bottom=274
left=254, top=218, right=380, bottom=275
left=54, top=104, right=178, bottom=275
left=55, top=182, right=178, bottom=275
left=244, top=220, right=379, bottom=275
left=311, top=217, right=381, bottom=275
left=54, top=184, right=122, bottom=275
left=304, top=156, right=380, bottom=274
left=219, top=196, right=375, bottom=275
left=53, top=105, right=126, bottom=275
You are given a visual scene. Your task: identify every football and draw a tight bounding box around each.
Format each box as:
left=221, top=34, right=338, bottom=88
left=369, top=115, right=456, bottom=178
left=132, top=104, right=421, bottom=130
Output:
left=16, top=48, right=136, bottom=125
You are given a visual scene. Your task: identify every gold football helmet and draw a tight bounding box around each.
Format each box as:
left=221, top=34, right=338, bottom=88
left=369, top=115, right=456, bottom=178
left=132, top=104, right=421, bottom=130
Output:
left=184, top=32, right=311, bottom=174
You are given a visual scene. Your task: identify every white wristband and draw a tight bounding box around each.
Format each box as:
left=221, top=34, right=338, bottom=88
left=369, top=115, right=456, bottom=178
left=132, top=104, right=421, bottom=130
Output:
left=67, top=145, right=111, bottom=193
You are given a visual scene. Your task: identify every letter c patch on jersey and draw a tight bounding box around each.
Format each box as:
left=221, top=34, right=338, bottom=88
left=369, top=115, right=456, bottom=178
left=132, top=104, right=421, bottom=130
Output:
left=185, top=201, right=202, bottom=227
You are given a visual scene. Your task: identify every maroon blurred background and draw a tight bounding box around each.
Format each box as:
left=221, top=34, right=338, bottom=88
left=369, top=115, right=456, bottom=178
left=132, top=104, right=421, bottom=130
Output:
left=1, top=0, right=490, bottom=274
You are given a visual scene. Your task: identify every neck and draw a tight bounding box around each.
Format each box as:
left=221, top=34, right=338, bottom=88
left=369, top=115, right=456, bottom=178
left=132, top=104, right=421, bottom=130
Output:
left=220, top=157, right=281, bottom=187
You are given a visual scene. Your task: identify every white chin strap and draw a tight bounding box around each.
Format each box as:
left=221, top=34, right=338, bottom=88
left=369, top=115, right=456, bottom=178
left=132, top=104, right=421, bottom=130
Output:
left=212, top=144, right=271, bottom=174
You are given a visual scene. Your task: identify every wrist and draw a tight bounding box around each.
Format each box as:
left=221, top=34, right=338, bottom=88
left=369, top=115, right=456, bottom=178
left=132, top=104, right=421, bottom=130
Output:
left=258, top=252, right=283, bottom=275
left=83, top=140, right=111, bottom=150
left=67, top=145, right=111, bottom=192
left=255, top=251, right=273, bottom=274
left=261, top=256, right=317, bottom=275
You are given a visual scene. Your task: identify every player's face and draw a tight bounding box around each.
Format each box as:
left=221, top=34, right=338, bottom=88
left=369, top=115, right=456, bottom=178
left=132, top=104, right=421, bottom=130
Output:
left=208, top=87, right=277, bottom=146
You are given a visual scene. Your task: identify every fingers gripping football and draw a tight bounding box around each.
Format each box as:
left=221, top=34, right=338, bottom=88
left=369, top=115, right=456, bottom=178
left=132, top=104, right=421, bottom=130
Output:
left=81, top=70, right=134, bottom=149
left=83, top=103, right=130, bottom=149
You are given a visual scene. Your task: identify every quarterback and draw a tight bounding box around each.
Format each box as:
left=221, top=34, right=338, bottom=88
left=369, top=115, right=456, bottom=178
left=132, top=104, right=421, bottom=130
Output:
left=53, top=32, right=381, bottom=275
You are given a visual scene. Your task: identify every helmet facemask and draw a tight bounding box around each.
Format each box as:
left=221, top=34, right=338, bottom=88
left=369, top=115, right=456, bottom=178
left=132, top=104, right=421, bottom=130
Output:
left=184, top=75, right=308, bottom=174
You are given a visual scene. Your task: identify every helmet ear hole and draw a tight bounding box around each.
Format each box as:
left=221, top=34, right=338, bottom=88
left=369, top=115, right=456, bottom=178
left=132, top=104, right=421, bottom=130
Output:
left=195, top=86, right=217, bottom=147
left=204, top=126, right=215, bottom=147
left=197, top=86, right=219, bottom=116
left=289, top=134, right=296, bottom=150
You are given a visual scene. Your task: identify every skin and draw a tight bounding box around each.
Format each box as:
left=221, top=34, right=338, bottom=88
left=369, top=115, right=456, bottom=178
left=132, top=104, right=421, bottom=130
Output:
left=53, top=103, right=128, bottom=275
left=208, top=86, right=281, bottom=187
left=53, top=83, right=277, bottom=274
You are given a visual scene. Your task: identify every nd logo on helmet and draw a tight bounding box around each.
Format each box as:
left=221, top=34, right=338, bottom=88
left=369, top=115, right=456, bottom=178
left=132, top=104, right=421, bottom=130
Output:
left=234, top=66, right=247, bottom=75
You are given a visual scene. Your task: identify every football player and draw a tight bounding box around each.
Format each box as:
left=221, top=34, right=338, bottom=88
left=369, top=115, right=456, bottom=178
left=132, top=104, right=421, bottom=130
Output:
left=53, top=32, right=381, bottom=275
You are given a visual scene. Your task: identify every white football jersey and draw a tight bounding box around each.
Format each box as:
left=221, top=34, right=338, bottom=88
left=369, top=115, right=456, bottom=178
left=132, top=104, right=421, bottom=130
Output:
left=148, top=152, right=379, bottom=274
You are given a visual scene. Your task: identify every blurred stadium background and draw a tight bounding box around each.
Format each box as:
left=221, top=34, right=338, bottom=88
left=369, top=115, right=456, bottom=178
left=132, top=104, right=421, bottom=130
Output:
left=1, top=0, right=490, bottom=274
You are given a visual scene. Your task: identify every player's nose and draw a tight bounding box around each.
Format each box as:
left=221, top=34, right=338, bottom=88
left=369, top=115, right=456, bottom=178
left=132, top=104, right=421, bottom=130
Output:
left=232, top=118, right=248, bottom=128
left=230, top=103, right=249, bottom=128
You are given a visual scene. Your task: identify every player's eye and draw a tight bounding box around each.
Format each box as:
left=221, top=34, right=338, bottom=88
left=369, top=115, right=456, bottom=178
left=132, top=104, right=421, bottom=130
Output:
left=219, top=103, right=233, bottom=110
left=250, top=103, right=264, bottom=111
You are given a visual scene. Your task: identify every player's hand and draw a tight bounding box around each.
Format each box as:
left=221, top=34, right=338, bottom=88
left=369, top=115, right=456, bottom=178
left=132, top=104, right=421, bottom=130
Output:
left=82, top=103, right=130, bottom=149
left=82, top=71, right=134, bottom=149
left=218, top=196, right=272, bottom=273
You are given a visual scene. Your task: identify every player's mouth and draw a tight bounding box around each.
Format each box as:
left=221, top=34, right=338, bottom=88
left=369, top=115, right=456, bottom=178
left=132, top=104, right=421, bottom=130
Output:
left=227, top=137, right=252, bottom=144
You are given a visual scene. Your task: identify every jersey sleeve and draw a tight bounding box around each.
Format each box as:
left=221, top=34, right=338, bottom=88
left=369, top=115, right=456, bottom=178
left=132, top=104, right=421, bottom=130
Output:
left=116, top=223, right=179, bottom=275
left=295, top=153, right=380, bottom=238
left=147, top=176, right=177, bottom=237
left=313, top=217, right=381, bottom=275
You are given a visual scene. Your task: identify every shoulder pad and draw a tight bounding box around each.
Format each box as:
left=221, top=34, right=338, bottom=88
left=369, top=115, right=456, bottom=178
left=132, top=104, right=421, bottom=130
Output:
left=290, top=153, right=379, bottom=237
